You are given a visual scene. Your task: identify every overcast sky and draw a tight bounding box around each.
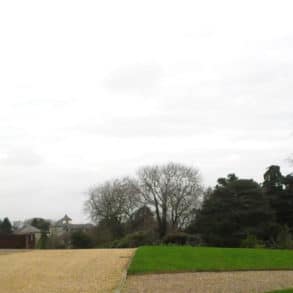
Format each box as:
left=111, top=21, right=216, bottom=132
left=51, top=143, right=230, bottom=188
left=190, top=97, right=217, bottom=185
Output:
left=0, top=0, right=292, bottom=223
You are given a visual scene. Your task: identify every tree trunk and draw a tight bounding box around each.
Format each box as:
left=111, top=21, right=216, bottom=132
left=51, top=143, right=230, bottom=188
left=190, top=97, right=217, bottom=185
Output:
left=160, top=195, right=168, bottom=238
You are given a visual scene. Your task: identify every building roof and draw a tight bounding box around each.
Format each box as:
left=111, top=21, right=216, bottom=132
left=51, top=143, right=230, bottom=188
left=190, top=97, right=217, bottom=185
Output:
left=53, top=214, right=72, bottom=227
left=62, top=214, right=72, bottom=222
left=14, top=224, right=41, bottom=235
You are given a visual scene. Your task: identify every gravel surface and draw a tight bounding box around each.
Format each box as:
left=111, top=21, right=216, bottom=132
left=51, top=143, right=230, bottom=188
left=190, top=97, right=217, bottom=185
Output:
left=124, top=271, right=293, bottom=293
left=0, top=249, right=134, bottom=293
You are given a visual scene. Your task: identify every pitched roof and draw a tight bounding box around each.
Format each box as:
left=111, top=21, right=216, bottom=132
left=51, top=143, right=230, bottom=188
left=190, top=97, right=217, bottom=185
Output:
left=14, top=224, right=41, bottom=235
left=62, top=214, right=72, bottom=221
left=52, top=214, right=73, bottom=227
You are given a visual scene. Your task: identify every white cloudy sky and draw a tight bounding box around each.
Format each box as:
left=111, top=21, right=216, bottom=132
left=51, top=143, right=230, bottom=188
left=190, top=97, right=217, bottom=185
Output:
left=0, top=0, right=292, bottom=223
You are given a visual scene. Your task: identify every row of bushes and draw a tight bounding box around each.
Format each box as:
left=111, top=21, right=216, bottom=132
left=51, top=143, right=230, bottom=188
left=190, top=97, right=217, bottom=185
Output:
left=36, top=230, right=202, bottom=249
left=241, top=226, right=293, bottom=249
left=37, top=226, right=293, bottom=250
left=105, top=231, right=202, bottom=248
left=105, top=225, right=293, bottom=249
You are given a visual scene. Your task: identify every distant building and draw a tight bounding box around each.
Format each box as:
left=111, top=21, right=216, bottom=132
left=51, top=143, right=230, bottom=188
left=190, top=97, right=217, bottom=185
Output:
left=0, top=234, right=35, bottom=249
left=13, top=221, right=24, bottom=230
left=2, top=215, right=94, bottom=249
left=50, top=214, right=94, bottom=237
left=13, top=224, right=42, bottom=248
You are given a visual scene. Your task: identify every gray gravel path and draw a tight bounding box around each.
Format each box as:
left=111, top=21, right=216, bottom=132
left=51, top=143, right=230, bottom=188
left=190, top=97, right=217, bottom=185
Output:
left=124, top=271, right=293, bottom=293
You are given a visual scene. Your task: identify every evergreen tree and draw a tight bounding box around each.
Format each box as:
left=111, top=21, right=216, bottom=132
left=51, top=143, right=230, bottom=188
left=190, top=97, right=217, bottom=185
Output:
left=263, top=166, right=293, bottom=230
left=196, top=174, right=274, bottom=247
left=263, top=165, right=284, bottom=193
left=31, top=218, right=50, bottom=232
left=0, top=217, right=12, bottom=234
left=127, top=206, right=156, bottom=233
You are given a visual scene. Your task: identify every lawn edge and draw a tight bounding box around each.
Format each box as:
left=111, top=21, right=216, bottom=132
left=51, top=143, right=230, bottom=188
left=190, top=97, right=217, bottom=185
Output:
left=265, top=288, right=293, bottom=293
left=114, top=249, right=137, bottom=293
left=128, top=268, right=293, bottom=276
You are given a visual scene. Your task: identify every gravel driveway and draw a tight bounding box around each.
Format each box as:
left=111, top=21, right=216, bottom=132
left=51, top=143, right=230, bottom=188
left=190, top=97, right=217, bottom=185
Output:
left=124, top=271, right=293, bottom=293
left=0, top=249, right=134, bottom=293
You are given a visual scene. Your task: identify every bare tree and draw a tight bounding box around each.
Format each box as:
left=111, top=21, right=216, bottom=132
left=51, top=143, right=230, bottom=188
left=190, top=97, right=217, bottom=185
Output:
left=85, top=177, right=140, bottom=226
left=137, top=162, right=203, bottom=237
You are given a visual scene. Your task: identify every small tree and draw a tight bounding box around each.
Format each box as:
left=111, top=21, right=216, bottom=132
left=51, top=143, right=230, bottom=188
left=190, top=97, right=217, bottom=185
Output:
left=31, top=218, right=50, bottom=232
left=127, top=206, right=156, bottom=233
left=0, top=218, right=12, bottom=234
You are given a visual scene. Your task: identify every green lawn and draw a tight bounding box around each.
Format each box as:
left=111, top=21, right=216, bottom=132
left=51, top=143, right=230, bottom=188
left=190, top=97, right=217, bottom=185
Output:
left=128, top=246, right=293, bottom=274
left=268, top=289, right=293, bottom=293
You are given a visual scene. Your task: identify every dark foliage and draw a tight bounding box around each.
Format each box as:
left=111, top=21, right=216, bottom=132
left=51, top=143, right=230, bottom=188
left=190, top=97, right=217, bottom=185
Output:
left=78, top=164, right=293, bottom=249
left=37, top=231, right=49, bottom=249
left=0, top=218, right=12, bottom=234
left=240, top=234, right=264, bottom=248
left=109, top=231, right=157, bottom=248
left=263, top=165, right=284, bottom=193
left=195, top=174, right=274, bottom=247
left=275, top=225, right=293, bottom=249
left=263, top=167, right=293, bottom=229
left=127, top=205, right=156, bottom=234
left=70, top=230, right=94, bottom=249
left=31, top=218, right=50, bottom=232
left=163, top=232, right=200, bottom=245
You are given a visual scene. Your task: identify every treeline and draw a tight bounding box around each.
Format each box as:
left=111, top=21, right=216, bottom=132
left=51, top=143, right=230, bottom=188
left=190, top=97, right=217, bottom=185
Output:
left=85, top=163, right=293, bottom=249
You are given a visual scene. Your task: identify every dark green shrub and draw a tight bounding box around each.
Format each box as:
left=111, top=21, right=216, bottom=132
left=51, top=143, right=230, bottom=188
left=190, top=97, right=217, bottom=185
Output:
left=276, top=225, right=293, bottom=249
left=37, top=232, right=49, bottom=249
left=109, top=231, right=156, bottom=248
left=163, top=232, right=199, bottom=245
left=70, top=231, right=94, bottom=249
left=47, top=234, right=67, bottom=249
left=240, top=234, right=264, bottom=248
